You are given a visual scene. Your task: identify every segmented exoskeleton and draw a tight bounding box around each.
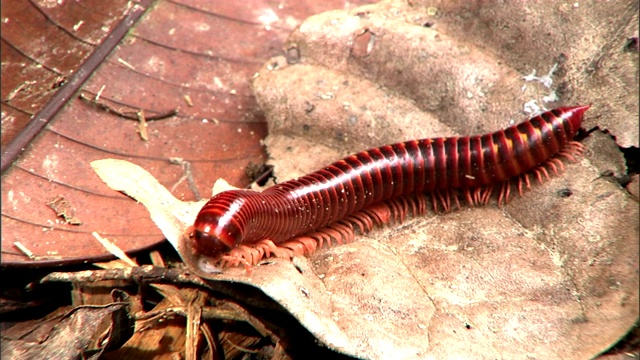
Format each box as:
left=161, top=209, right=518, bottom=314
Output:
left=186, top=105, right=589, bottom=271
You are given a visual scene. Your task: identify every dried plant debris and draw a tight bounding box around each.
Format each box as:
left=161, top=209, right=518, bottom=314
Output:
left=78, top=92, right=178, bottom=142
left=1, top=301, right=134, bottom=360
left=47, top=195, right=82, bottom=225
left=34, top=250, right=284, bottom=358
left=91, top=1, right=638, bottom=359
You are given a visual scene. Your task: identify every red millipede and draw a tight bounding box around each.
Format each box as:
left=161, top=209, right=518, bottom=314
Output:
left=185, top=105, right=590, bottom=272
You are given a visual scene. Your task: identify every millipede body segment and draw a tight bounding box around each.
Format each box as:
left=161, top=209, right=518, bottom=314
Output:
left=188, top=105, right=590, bottom=269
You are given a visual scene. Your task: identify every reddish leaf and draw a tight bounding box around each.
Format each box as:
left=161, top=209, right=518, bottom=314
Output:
left=1, top=0, right=375, bottom=266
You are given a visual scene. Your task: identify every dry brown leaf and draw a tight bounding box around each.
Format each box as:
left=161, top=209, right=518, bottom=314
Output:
left=249, top=1, right=639, bottom=359
left=89, top=1, right=638, bottom=359
left=1, top=303, right=133, bottom=360
left=90, top=135, right=639, bottom=359
left=91, top=158, right=207, bottom=250
left=3, top=0, right=378, bottom=266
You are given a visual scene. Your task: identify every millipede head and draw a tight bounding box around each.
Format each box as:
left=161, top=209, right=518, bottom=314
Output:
left=190, top=210, right=243, bottom=259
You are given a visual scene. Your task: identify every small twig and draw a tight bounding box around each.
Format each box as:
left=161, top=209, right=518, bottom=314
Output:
left=12, top=242, right=62, bottom=261
left=149, top=250, right=166, bottom=267
left=92, top=232, right=137, bottom=266
left=95, top=84, right=106, bottom=102
left=137, top=110, right=148, bottom=141
left=245, top=164, right=274, bottom=189
left=223, top=338, right=260, bottom=354
left=78, top=92, right=178, bottom=121
left=144, top=109, right=179, bottom=120
left=38, top=265, right=215, bottom=290
left=13, top=241, right=35, bottom=259
left=184, top=94, right=193, bottom=107
left=117, top=57, right=136, bottom=70
left=6, top=81, right=35, bottom=102
left=247, top=165, right=273, bottom=189
left=134, top=307, right=244, bottom=322
left=169, top=157, right=201, bottom=200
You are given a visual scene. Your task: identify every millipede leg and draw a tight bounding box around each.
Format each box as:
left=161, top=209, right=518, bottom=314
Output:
left=480, top=187, right=493, bottom=205
left=452, top=190, right=461, bottom=210
left=551, top=158, right=565, bottom=172
left=497, top=181, right=511, bottom=206
left=546, top=160, right=559, bottom=175
left=463, top=189, right=474, bottom=206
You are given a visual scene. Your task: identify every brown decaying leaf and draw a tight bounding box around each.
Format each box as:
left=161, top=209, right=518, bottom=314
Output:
left=249, top=1, right=637, bottom=359
left=1, top=0, right=374, bottom=266
left=92, top=146, right=639, bottom=359
left=92, top=126, right=638, bottom=354
left=93, top=1, right=638, bottom=359
left=433, top=1, right=640, bottom=149
left=1, top=302, right=132, bottom=360
left=5, top=0, right=637, bottom=359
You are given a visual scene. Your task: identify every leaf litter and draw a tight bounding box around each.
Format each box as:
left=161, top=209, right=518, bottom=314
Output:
left=92, top=0, right=639, bottom=358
